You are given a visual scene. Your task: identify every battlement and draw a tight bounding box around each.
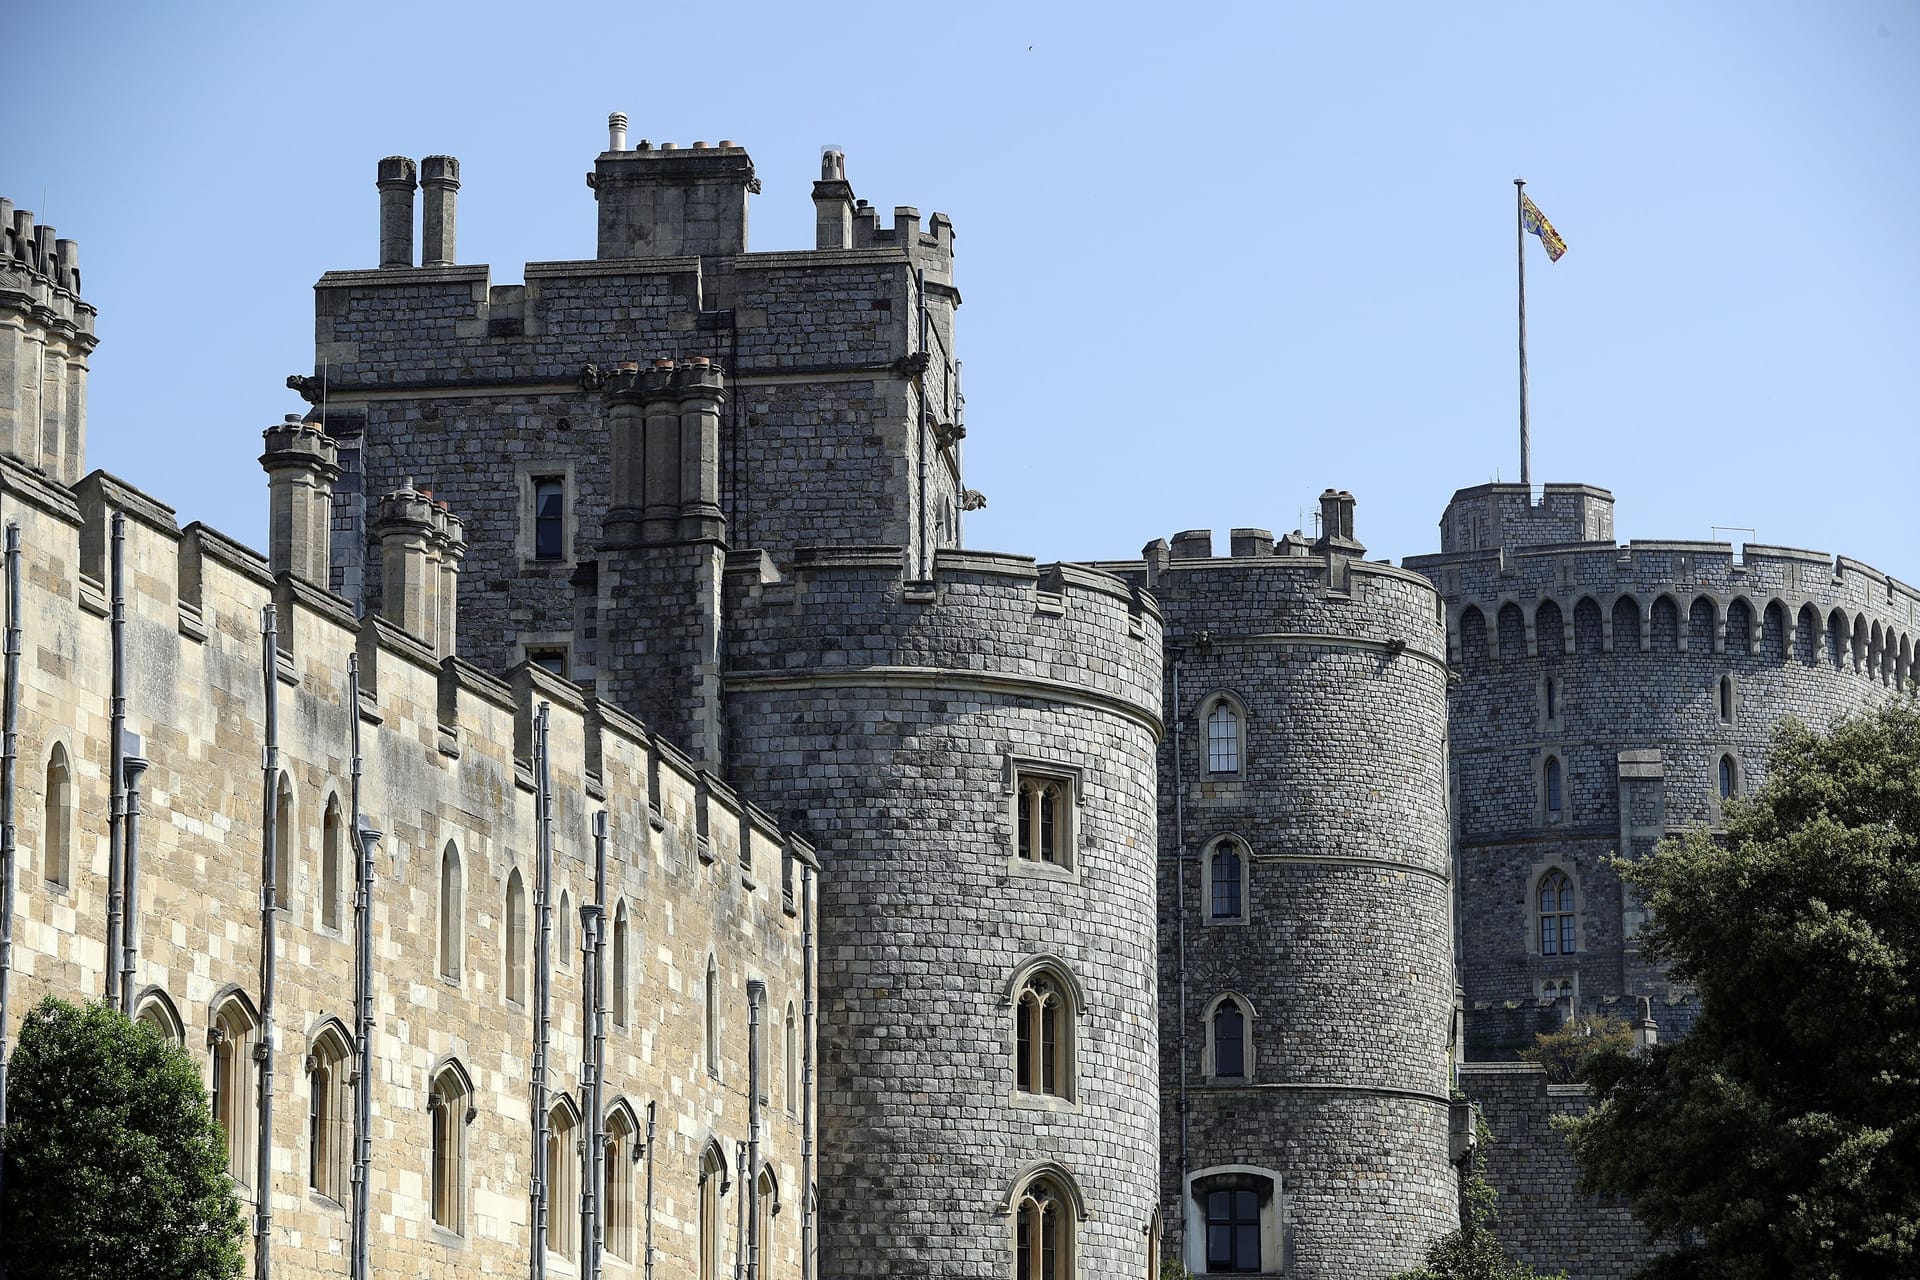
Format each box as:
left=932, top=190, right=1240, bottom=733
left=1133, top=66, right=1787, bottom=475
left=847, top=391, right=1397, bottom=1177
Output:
left=1410, top=535, right=1920, bottom=685
left=0, top=449, right=817, bottom=918
left=0, top=197, right=96, bottom=484
left=1438, top=482, right=1615, bottom=553
left=722, top=544, right=1164, bottom=734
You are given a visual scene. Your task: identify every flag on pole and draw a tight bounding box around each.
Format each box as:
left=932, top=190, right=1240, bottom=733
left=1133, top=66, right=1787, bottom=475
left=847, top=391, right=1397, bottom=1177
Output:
left=1521, top=194, right=1568, bottom=262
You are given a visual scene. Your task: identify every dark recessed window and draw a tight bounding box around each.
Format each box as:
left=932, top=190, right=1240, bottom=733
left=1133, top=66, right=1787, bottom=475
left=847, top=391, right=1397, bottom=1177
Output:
left=1539, top=870, right=1575, bottom=955
left=528, top=649, right=567, bottom=678
left=1210, top=842, right=1243, bottom=920
left=533, top=478, right=565, bottom=560
left=1205, top=1188, right=1261, bottom=1273
left=1213, top=1003, right=1245, bottom=1079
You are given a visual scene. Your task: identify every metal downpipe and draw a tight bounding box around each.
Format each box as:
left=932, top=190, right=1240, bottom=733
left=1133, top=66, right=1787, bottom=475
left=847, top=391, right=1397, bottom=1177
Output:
left=256, top=605, right=280, bottom=1280
left=530, top=704, right=553, bottom=1280
left=0, top=523, right=23, bottom=1228
left=348, top=654, right=378, bottom=1280
left=104, top=513, right=126, bottom=1008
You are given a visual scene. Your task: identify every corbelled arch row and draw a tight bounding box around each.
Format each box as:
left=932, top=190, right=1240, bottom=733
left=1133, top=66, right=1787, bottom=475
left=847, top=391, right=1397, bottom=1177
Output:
left=1448, top=585, right=1919, bottom=689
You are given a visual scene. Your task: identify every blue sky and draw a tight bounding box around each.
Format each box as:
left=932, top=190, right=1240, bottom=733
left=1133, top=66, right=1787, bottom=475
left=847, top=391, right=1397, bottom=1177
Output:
left=7, top=2, right=1916, bottom=582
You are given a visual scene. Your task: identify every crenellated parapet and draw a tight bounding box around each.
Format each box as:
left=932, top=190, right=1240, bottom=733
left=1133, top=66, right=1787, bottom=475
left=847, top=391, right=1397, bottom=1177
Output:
left=0, top=198, right=96, bottom=483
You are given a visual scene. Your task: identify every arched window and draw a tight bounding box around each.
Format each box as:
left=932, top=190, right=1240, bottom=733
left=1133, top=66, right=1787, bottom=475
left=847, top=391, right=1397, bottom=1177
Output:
left=605, top=1104, right=638, bottom=1260
left=1544, top=756, right=1564, bottom=819
left=1016, top=771, right=1071, bottom=867
left=757, top=1166, right=781, bottom=1276
left=1719, top=754, right=1738, bottom=799
left=784, top=1000, right=800, bottom=1116
left=1719, top=676, right=1735, bottom=724
left=1543, top=675, right=1559, bottom=724
left=1012, top=1171, right=1078, bottom=1280
left=1203, top=695, right=1245, bottom=776
left=611, top=900, right=630, bottom=1029
left=42, top=743, right=72, bottom=888
left=505, top=868, right=528, bottom=1004
left=273, top=773, right=294, bottom=909
left=1206, top=838, right=1247, bottom=923
left=429, top=1061, right=473, bottom=1233
left=705, top=956, right=721, bottom=1077
left=558, top=888, right=574, bottom=967
left=1208, top=996, right=1251, bottom=1081
left=209, top=993, right=260, bottom=1187
left=1013, top=967, right=1074, bottom=1099
left=438, top=842, right=462, bottom=981
left=546, top=1099, right=579, bottom=1257
left=1538, top=870, right=1575, bottom=956
left=132, top=987, right=185, bottom=1046
left=307, top=1021, right=352, bottom=1203
left=321, top=795, right=344, bottom=931
left=698, top=1139, right=729, bottom=1280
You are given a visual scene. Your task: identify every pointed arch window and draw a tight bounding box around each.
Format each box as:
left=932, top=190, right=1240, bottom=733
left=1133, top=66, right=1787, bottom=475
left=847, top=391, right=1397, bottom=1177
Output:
left=273, top=773, right=294, bottom=909
left=1718, top=754, right=1738, bottom=799
left=1207, top=997, right=1250, bottom=1081
left=1538, top=870, right=1576, bottom=956
left=611, top=900, right=630, bottom=1029
left=42, top=743, right=72, bottom=888
left=757, top=1167, right=781, bottom=1276
left=698, top=1140, right=729, bottom=1280
left=132, top=987, right=185, bottom=1046
left=1206, top=838, right=1248, bottom=923
left=1016, top=773, right=1069, bottom=866
left=1014, top=967, right=1074, bottom=1100
left=784, top=1000, right=800, bottom=1116
left=605, top=1104, right=638, bottom=1260
left=705, top=956, right=721, bottom=1077
left=307, top=1022, right=352, bottom=1203
left=321, top=795, right=345, bottom=932
left=1544, top=756, right=1564, bottom=820
left=558, top=888, right=574, bottom=968
left=1203, top=694, right=1245, bottom=776
left=438, top=842, right=463, bottom=981
left=429, top=1061, right=473, bottom=1234
left=505, top=868, right=528, bottom=1004
left=545, top=1099, right=579, bottom=1257
left=1012, top=1171, right=1078, bottom=1280
left=1719, top=675, right=1736, bottom=724
left=209, top=994, right=260, bottom=1188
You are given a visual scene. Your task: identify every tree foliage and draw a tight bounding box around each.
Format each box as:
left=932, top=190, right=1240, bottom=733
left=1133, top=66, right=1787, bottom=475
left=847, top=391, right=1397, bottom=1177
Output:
left=0, top=996, right=244, bottom=1280
left=1390, top=1120, right=1566, bottom=1280
left=1517, top=1013, right=1635, bottom=1085
left=1564, top=704, right=1920, bottom=1279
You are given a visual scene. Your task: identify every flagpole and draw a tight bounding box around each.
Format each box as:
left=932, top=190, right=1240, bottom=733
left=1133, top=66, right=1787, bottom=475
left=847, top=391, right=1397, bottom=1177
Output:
left=1515, top=178, right=1530, bottom=488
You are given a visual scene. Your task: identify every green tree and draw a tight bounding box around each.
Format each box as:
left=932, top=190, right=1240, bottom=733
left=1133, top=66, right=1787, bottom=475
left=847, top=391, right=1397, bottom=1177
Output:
left=1391, top=1120, right=1566, bottom=1280
left=1564, top=704, right=1920, bottom=1279
left=0, top=996, right=245, bottom=1280
left=1517, top=1013, right=1634, bottom=1085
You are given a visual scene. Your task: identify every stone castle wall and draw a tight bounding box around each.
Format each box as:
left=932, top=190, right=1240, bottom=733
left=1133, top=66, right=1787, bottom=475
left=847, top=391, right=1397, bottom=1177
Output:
left=1410, top=521, right=1919, bottom=1026
left=1458, top=1062, right=1654, bottom=1280
left=1097, top=525, right=1460, bottom=1278
left=0, top=454, right=813, bottom=1279
left=309, top=144, right=962, bottom=680
left=719, top=547, right=1165, bottom=1278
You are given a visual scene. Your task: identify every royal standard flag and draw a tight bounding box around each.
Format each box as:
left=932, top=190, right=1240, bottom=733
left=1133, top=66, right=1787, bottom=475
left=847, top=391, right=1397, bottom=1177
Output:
left=1521, top=194, right=1568, bottom=262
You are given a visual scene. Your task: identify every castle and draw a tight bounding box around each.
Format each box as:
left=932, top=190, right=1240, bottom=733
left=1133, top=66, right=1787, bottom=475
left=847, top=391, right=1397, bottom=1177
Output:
left=0, top=116, right=1912, bottom=1280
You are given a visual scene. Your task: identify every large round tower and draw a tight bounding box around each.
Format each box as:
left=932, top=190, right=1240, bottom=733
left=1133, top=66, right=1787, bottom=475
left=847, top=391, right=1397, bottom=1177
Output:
left=1102, top=495, right=1460, bottom=1279
left=1408, top=482, right=1919, bottom=1051
left=721, top=546, right=1165, bottom=1278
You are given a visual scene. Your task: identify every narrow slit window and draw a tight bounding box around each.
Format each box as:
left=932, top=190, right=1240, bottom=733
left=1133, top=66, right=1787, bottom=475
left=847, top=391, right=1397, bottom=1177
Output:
left=533, top=477, right=565, bottom=561
left=1545, top=757, right=1564, bottom=817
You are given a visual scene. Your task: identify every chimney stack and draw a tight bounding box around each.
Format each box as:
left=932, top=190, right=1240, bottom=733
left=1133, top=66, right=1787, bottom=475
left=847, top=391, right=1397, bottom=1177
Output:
left=376, top=156, right=418, bottom=269
left=608, top=112, right=629, bottom=153
left=372, top=481, right=438, bottom=638
left=813, top=148, right=853, bottom=249
left=260, top=415, right=342, bottom=585
left=420, top=156, right=460, bottom=267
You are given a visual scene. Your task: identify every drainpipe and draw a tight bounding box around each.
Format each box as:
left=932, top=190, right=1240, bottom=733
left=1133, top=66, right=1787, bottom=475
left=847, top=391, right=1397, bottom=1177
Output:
left=348, top=653, right=378, bottom=1280
left=746, top=980, right=765, bottom=1280
left=582, top=809, right=609, bottom=1280
left=256, top=604, right=280, bottom=1280
left=800, top=865, right=816, bottom=1280
left=1171, top=647, right=1189, bottom=1251
left=734, top=1141, right=748, bottom=1280
left=530, top=704, right=554, bottom=1280
left=0, top=522, right=21, bottom=1224
left=104, top=512, right=126, bottom=1007
left=117, top=734, right=149, bottom=1013
left=642, top=1100, right=656, bottom=1280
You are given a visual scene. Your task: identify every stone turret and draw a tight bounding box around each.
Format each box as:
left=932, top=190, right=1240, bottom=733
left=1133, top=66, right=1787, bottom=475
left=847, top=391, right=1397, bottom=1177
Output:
left=372, top=481, right=465, bottom=656
left=376, top=156, right=417, bottom=269
left=259, top=415, right=341, bottom=584
left=0, top=198, right=96, bottom=484
left=811, top=148, right=854, bottom=250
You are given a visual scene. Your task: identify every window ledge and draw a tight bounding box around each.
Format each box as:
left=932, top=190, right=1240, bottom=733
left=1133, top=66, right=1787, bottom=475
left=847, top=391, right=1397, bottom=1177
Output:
left=1008, top=1090, right=1080, bottom=1114
left=1007, top=858, right=1078, bottom=883
left=431, top=1224, right=469, bottom=1249
left=1204, top=915, right=1250, bottom=928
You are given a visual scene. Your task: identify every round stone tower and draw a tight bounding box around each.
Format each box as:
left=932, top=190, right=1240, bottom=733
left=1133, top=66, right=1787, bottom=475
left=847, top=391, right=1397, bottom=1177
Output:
left=1408, top=482, right=1920, bottom=1052
left=1103, top=496, right=1459, bottom=1279
left=721, top=546, right=1165, bottom=1279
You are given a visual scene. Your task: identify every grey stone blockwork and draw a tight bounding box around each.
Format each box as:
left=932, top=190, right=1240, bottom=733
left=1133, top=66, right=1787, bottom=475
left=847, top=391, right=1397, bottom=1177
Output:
left=721, top=548, right=1165, bottom=1279
left=1409, top=482, right=1920, bottom=1036
left=1095, top=523, right=1460, bottom=1279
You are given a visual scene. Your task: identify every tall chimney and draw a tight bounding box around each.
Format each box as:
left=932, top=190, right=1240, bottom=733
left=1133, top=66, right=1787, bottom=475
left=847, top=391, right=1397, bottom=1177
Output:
left=372, top=481, right=437, bottom=637
left=260, top=415, right=341, bottom=584
left=812, top=148, right=853, bottom=249
left=420, top=156, right=459, bottom=267
left=675, top=358, right=727, bottom=543
left=433, top=503, right=465, bottom=659
left=376, top=156, right=418, bottom=269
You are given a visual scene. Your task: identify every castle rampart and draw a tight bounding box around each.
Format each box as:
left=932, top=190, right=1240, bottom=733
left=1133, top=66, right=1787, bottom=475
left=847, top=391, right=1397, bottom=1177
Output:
left=0, top=448, right=816, bottom=1278
left=718, top=546, right=1166, bottom=1277
left=0, top=198, right=94, bottom=484
left=1092, top=511, right=1461, bottom=1279
left=1408, top=487, right=1918, bottom=1043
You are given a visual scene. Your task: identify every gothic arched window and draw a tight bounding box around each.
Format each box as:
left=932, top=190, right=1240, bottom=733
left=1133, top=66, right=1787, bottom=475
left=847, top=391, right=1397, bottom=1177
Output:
left=505, top=868, right=528, bottom=1004
left=1012, top=1172, right=1077, bottom=1280
left=1203, top=695, right=1245, bottom=776
left=1207, top=838, right=1247, bottom=922
left=438, top=842, right=463, bottom=981
left=1014, top=968, right=1073, bottom=1099
left=429, top=1061, right=473, bottom=1233
left=1538, top=870, right=1575, bottom=956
